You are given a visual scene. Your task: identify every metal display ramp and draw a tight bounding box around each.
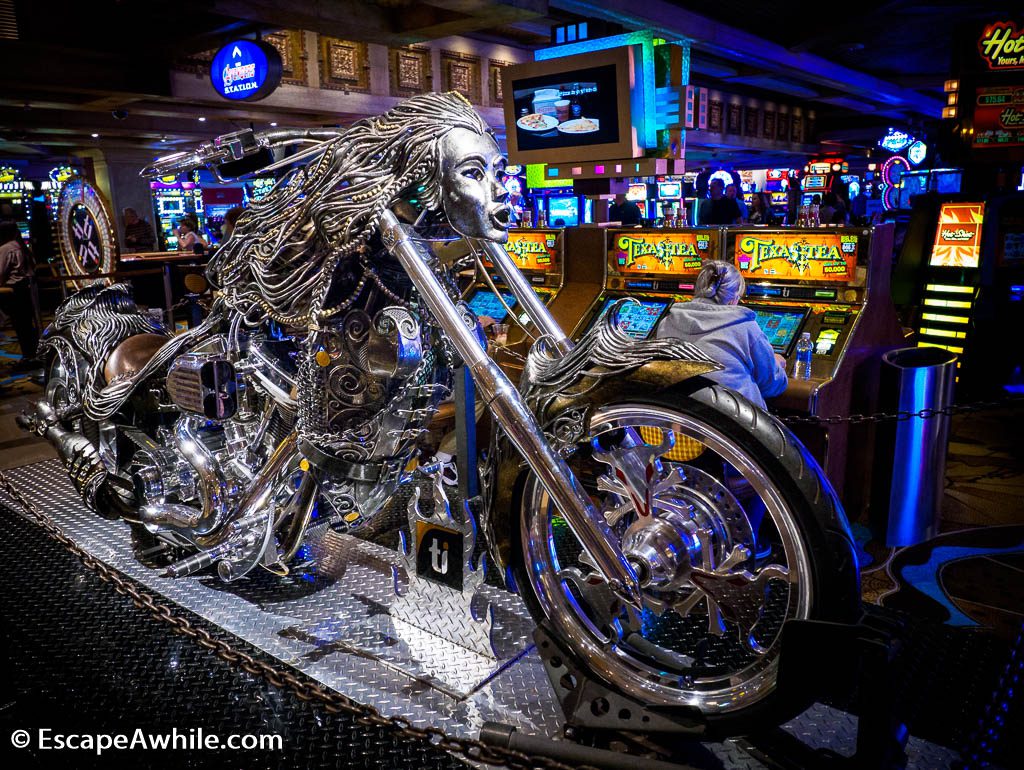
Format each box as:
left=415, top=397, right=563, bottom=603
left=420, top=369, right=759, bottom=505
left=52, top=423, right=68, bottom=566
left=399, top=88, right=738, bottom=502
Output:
left=1, top=458, right=962, bottom=768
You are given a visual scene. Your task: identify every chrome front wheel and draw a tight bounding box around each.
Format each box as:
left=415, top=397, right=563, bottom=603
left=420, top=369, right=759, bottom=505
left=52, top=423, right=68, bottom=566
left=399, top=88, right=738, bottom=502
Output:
left=517, top=383, right=859, bottom=731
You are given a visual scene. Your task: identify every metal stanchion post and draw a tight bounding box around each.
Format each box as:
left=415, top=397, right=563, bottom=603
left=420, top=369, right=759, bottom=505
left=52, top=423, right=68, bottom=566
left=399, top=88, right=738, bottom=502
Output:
left=870, top=347, right=958, bottom=546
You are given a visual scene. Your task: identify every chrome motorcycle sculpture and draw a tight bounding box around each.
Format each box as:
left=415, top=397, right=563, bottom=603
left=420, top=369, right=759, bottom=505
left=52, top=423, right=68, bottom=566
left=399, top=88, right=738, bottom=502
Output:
left=20, top=93, right=859, bottom=733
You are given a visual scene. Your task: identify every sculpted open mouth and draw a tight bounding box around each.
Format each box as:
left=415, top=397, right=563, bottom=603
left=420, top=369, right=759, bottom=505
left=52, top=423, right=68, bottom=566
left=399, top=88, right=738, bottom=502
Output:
left=490, top=207, right=511, bottom=230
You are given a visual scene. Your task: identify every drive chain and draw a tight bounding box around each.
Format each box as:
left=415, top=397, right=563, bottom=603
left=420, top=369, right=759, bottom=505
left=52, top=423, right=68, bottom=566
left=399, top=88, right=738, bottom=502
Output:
left=0, top=472, right=585, bottom=770
left=776, top=394, right=1023, bottom=425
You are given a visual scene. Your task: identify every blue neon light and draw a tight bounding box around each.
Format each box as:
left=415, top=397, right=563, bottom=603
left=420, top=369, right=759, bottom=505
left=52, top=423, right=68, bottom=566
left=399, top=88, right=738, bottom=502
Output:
left=210, top=40, right=282, bottom=101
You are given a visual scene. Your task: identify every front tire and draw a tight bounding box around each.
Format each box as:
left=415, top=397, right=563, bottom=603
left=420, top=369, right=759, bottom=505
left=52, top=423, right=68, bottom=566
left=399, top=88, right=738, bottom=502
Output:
left=514, top=380, right=860, bottom=736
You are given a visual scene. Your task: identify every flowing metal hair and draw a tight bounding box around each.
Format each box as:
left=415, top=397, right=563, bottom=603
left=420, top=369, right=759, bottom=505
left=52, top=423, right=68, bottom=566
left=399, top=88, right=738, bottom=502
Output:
left=209, top=92, right=491, bottom=326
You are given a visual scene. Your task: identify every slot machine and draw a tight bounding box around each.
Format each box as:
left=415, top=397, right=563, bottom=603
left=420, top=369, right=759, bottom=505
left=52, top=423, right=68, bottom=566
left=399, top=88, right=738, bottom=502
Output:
left=909, top=196, right=1024, bottom=395
left=150, top=175, right=205, bottom=251
left=463, top=227, right=605, bottom=378
left=0, top=166, right=34, bottom=240
left=910, top=202, right=983, bottom=376
left=572, top=227, right=717, bottom=340
left=727, top=225, right=904, bottom=512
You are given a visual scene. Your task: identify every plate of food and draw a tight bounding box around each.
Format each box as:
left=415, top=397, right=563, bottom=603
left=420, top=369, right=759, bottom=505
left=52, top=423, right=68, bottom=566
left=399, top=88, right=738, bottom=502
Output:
left=517, top=113, right=559, bottom=132
left=557, top=117, right=600, bottom=134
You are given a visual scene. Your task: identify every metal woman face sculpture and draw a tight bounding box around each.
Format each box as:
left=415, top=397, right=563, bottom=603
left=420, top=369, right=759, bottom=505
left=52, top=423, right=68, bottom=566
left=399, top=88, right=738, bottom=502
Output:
left=438, top=128, right=511, bottom=243
left=208, top=92, right=502, bottom=325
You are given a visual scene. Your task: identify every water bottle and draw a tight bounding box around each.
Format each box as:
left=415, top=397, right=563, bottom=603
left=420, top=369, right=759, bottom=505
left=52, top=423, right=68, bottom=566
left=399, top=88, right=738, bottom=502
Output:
left=793, top=332, right=813, bottom=380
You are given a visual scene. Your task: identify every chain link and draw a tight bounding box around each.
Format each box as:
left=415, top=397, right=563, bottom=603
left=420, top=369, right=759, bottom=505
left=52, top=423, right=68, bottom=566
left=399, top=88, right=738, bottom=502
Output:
left=0, top=472, right=588, bottom=770
left=775, top=395, right=1023, bottom=426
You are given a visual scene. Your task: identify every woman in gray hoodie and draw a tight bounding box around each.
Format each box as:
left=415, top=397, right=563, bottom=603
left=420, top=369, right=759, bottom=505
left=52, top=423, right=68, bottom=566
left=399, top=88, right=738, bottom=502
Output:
left=656, top=260, right=788, bottom=409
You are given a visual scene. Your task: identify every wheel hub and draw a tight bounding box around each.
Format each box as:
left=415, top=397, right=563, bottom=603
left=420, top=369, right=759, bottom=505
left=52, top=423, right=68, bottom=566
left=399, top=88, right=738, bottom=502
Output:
left=621, top=512, right=702, bottom=591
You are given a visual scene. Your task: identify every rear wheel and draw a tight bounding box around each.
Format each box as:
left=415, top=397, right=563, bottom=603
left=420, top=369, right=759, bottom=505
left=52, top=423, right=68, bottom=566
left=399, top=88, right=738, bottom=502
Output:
left=515, top=381, right=860, bottom=735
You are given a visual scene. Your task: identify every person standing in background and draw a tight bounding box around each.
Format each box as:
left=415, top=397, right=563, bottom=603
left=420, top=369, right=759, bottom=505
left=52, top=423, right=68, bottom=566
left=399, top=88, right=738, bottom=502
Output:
left=0, top=221, right=39, bottom=369
left=748, top=192, right=775, bottom=225
left=123, top=208, right=156, bottom=252
left=698, top=178, right=742, bottom=225
left=726, top=183, right=748, bottom=223
left=608, top=193, right=643, bottom=226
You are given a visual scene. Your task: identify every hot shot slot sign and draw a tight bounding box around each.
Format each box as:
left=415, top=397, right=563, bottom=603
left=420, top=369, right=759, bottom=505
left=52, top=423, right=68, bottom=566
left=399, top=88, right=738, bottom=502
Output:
left=612, top=231, right=713, bottom=274
left=930, top=203, right=984, bottom=268
left=735, top=232, right=858, bottom=281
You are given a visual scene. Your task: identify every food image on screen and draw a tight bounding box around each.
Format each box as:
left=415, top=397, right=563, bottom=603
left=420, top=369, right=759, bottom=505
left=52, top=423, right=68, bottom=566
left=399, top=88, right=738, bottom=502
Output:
left=466, top=290, right=517, bottom=322
left=510, top=64, right=620, bottom=152
left=591, top=298, right=669, bottom=340
left=750, top=307, right=807, bottom=354
left=517, top=113, right=559, bottom=132
left=558, top=118, right=600, bottom=134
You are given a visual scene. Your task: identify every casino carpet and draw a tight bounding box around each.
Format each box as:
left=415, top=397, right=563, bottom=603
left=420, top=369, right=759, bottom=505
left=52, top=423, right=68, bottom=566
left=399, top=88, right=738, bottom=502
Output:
left=858, top=404, right=1024, bottom=642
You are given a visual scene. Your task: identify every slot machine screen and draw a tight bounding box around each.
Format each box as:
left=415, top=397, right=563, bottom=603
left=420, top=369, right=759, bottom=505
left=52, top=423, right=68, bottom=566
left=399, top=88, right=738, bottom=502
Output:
left=626, top=183, right=648, bottom=202
left=933, top=170, right=962, bottom=194
left=590, top=297, right=669, bottom=339
left=658, top=182, right=682, bottom=200
left=547, top=196, right=579, bottom=227
left=749, top=306, right=808, bottom=355
left=466, top=289, right=517, bottom=322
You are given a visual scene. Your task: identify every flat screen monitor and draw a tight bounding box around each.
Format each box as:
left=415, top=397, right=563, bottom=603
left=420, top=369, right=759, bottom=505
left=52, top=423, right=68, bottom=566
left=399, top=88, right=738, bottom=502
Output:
left=466, top=289, right=517, bottom=322
left=590, top=297, right=670, bottom=340
left=626, top=183, right=648, bottom=202
left=547, top=195, right=579, bottom=227
left=933, top=169, right=962, bottom=194
left=658, top=182, right=682, bottom=200
left=899, top=171, right=929, bottom=209
left=930, top=202, right=983, bottom=268
left=804, top=175, right=827, bottom=190
left=748, top=306, right=808, bottom=355
left=503, top=47, right=635, bottom=164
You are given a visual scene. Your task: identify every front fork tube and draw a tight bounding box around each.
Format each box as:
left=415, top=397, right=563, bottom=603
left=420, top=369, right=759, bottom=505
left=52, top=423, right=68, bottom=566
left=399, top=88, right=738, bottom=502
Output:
left=475, top=239, right=573, bottom=355
left=379, top=211, right=641, bottom=605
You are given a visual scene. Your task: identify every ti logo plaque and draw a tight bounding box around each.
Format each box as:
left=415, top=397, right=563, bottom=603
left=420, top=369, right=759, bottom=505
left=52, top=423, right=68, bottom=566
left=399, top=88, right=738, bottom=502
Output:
left=416, top=522, right=463, bottom=590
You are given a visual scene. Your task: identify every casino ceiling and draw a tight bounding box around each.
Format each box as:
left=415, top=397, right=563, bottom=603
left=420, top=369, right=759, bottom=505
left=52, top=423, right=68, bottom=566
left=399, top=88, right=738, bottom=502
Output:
left=0, top=0, right=1004, bottom=164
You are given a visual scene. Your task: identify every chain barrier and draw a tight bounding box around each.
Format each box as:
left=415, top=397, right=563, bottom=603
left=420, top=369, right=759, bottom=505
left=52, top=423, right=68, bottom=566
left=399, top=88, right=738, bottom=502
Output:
left=0, top=473, right=587, bottom=770
left=774, top=394, right=1024, bottom=426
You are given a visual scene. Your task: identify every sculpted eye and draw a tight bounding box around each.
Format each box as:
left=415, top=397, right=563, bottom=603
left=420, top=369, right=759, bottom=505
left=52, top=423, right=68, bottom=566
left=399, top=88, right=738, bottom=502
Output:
left=462, top=167, right=484, bottom=181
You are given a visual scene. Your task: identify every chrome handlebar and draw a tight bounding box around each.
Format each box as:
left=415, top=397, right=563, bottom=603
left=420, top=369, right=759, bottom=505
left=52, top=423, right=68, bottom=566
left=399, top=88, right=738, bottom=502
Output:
left=140, top=128, right=345, bottom=181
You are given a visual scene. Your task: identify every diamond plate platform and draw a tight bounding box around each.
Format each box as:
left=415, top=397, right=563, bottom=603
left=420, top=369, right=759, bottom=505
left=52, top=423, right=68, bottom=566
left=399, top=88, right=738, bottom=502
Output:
left=1, top=458, right=964, bottom=768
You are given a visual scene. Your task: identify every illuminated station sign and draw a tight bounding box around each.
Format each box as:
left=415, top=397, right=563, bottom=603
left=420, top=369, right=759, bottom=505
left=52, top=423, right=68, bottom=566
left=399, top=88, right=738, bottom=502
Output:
left=210, top=40, right=283, bottom=101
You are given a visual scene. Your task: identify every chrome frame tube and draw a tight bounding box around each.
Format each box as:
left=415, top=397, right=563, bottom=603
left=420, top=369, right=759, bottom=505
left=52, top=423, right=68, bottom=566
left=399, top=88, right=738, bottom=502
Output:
left=380, top=211, right=639, bottom=603
left=476, top=239, right=574, bottom=355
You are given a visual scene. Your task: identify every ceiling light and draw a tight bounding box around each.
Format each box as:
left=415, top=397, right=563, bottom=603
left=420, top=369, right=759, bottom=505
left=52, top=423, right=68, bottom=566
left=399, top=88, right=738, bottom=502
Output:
left=270, top=122, right=278, bottom=127
left=91, top=133, right=99, bottom=138
left=198, top=116, right=206, bottom=122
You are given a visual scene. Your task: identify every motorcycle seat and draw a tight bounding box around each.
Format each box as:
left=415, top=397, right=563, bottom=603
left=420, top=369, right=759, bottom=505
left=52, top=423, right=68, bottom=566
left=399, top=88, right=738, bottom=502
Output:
left=104, top=333, right=169, bottom=384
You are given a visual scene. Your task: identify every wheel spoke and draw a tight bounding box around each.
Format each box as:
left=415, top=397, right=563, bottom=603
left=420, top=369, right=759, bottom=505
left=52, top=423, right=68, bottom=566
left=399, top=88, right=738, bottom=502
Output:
left=522, top=402, right=813, bottom=715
